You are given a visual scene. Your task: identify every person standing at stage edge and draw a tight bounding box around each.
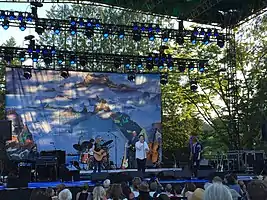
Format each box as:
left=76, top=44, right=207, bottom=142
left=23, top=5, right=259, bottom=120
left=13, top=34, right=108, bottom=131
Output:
left=135, top=135, right=149, bottom=173
left=189, top=137, right=203, bottom=178
left=93, top=135, right=103, bottom=173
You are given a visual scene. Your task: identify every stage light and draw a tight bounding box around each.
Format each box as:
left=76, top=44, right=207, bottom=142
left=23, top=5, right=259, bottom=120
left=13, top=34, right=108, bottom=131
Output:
left=167, top=61, right=174, bottom=70
left=44, top=56, right=52, bottom=65
left=19, top=51, right=26, bottom=62
left=19, top=21, right=26, bottom=31
left=9, top=11, right=15, bottom=20
left=193, top=28, right=198, bottom=36
left=160, top=74, right=168, bottom=85
left=2, top=18, right=9, bottom=30
left=42, top=47, right=49, bottom=55
left=85, top=27, right=94, bottom=39
left=70, top=17, right=76, bottom=26
left=146, top=60, right=153, bottom=70
left=26, top=13, right=32, bottom=22
left=124, top=59, right=131, bottom=68
left=32, top=52, right=39, bottom=62
left=133, top=23, right=138, bottom=31
left=214, top=29, right=219, bottom=37
left=200, top=28, right=205, bottom=35
left=58, top=54, right=64, bottom=64
left=27, top=40, right=35, bottom=53
left=178, top=63, right=186, bottom=72
left=198, top=62, right=205, bottom=73
left=148, top=32, right=155, bottom=41
left=79, top=18, right=84, bottom=26
left=190, top=33, right=197, bottom=44
left=203, top=35, right=210, bottom=45
left=207, top=29, right=212, bottom=36
left=190, top=80, right=198, bottom=91
left=162, top=31, right=169, bottom=42
left=118, top=28, right=125, bottom=39
left=155, top=24, right=160, bottom=33
left=79, top=55, right=87, bottom=67
left=0, top=11, right=5, bottom=19
left=136, top=59, right=143, bottom=69
left=158, top=61, right=164, bottom=69
left=114, top=58, right=121, bottom=68
left=217, top=35, right=225, bottom=48
left=35, top=45, right=41, bottom=53
left=69, top=54, right=76, bottom=64
left=18, top=12, right=23, bottom=21
left=54, top=23, right=61, bottom=35
left=133, top=30, right=141, bottom=42
left=86, top=19, right=92, bottom=27
left=176, top=34, right=184, bottom=45
left=70, top=25, right=77, bottom=35
left=95, top=19, right=100, bottom=28
left=61, top=70, right=69, bottom=79
left=51, top=47, right=56, bottom=55
left=103, top=28, right=109, bottom=38
left=128, top=73, right=135, bottom=82
left=23, top=69, right=32, bottom=80
left=188, top=62, right=195, bottom=71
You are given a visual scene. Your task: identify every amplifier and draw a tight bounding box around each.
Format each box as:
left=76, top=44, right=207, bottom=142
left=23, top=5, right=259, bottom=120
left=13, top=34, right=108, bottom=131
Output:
left=40, top=150, right=66, bottom=165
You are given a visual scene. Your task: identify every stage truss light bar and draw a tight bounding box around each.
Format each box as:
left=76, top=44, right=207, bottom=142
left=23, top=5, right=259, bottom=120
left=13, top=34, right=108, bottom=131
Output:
left=0, top=46, right=208, bottom=74
left=0, top=9, right=227, bottom=45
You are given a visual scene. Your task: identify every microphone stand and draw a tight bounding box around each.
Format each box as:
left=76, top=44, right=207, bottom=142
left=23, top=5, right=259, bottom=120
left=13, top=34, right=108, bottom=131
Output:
left=108, top=131, right=118, bottom=169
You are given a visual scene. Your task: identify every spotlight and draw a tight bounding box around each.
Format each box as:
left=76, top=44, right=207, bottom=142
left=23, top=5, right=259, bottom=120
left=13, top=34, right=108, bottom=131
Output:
left=70, top=25, right=77, bottom=35
left=148, top=24, right=153, bottom=32
left=162, top=31, right=169, bottom=42
left=176, top=33, right=184, bottom=45
left=128, top=73, right=135, bottom=82
left=18, top=12, right=23, bottom=21
left=58, top=54, right=64, bottom=64
left=19, top=51, right=26, bottom=62
left=178, top=63, right=186, bottom=72
left=193, top=28, right=198, bottom=36
left=114, top=58, right=121, bottom=68
left=86, top=19, right=92, bottom=27
left=124, top=59, right=131, bottom=68
left=118, top=28, right=125, bottom=39
left=103, top=28, right=109, bottom=38
left=155, top=24, right=160, bottom=33
left=2, top=18, right=9, bottom=30
left=35, top=45, right=41, bottom=53
left=214, top=29, right=219, bottom=37
left=95, top=19, right=100, bottom=28
left=167, top=61, right=174, bottom=70
left=70, top=17, right=76, bottom=26
left=200, top=28, right=205, bottom=35
left=69, top=54, right=76, bottom=64
left=23, top=69, right=32, bottom=80
left=18, top=21, right=26, bottom=31
left=203, top=35, right=210, bottom=45
left=44, top=56, right=52, bottom=65
left=136, top=59, right=143, bottom=69
left=26, top=13, right=32, bottom=22
left=9, top=12, right=15, bottom=20
left=190, top=33, right=197, bottom=44
left=42, top=47, right=49, bottom=55
left=79, top=55, right=87, bottom=67
left=198, top=62, right=205, bottom=73
left=61, top=70, right=69, bottom=79
left=32, top=52, right=39, bottom=62
left=207, top=29, right=212, bottom=36
left=148, top=32, right=155, bottom=41
left=158, top=61, right=164, bottom=69
left=85, top=27, right=94, bottom=39
left=51, top=46, right=56, bottom=55
left=160, top=74, right=168, bottom=85
left=54, top=23, right=61, bottom=34
left=0, top=11, right=5, bottom=19
left=190, top=80, right=198, bottom=91
left=133, top=30, right=141, bottom=42
left=188, top=63, right=195, bottom=71
left=79, top=18, right=84, bottom=26
left=217, top=35, right=225, bottom=48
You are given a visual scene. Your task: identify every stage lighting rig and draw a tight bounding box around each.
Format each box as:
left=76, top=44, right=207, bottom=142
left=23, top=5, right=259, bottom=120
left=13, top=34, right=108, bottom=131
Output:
left=160, top=73, right=168, bottom=85
left=23, top=69, right=32, bottom=80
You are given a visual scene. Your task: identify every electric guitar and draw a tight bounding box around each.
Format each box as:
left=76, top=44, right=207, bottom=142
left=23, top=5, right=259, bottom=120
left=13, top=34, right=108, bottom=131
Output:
left=121, top=142, right=128, bottom=169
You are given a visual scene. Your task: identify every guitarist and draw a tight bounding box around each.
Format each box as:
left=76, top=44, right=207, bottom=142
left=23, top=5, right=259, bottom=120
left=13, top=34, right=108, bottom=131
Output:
left=93, top=136, right=103, bottom=173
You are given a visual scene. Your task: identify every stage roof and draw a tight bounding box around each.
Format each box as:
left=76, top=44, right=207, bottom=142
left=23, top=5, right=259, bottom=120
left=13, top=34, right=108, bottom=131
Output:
left=88, top=0, right=267, bottom=26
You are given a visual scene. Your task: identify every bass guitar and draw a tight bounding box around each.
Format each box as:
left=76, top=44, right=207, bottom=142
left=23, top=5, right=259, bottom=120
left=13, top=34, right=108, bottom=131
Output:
left=121, top=142, right=128, bottom=169
left=93, top=149, right=107, bottom=162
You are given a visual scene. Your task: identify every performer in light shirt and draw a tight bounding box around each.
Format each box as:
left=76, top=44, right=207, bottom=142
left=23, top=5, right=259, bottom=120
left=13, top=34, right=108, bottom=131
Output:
left=135, top=135, right=149, bottom=173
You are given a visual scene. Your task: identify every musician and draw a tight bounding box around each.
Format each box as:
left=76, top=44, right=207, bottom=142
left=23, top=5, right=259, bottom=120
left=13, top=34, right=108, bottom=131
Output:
left=28, top=145, right=39, bottom=160
left=128, top=131, right=138, bottom=168
left=135, top=135, right=149, bottom=173
left=93, top=136, right=102, bottom=173
left=189, top=137, right=203, bottom=177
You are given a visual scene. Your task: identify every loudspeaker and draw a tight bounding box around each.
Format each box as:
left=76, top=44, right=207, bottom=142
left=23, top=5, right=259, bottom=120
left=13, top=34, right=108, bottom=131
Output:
left=108, top=172, right=132, bottom=183
left=157, top=170, right=175, bottom=180
left=127, top=171, right=144, bottom=179
left=59, top=165, right=80, bottom=181
left=198, top=168, right=216, bottom=179
left=7, top=176, right=28, bottom=188
left=91, top=172, right=109, bottom=182
left=175, top=167, right=191, bottom=179
left=18, top=166, right=32, bottom=182
left=0, top=120, right=12, bottom=141
left=262, top=121, right=267, bottom=141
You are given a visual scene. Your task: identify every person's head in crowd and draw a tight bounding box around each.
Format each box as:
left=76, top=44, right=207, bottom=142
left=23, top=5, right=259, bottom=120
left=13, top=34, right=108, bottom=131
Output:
left=132, top=177, right=142, bottom=191
left=108, top=184, right=124, bottom=200
left=212, top=176, right=222, bottom=184
left=121, top=182, right=132, bottom=199
left=158, top=194, right=170, bottom=200
left=103, top=179, right=111, bottom=190
left=165, top=184, right=173, bottom=196
left=30, top=189, right=48, bottom=200
left=182, top=182, right=196, bottom=197
left=204, top=183, right=233, bottom=200
left=138, top=181, right=150, bottom=200
left=188, top=188, right=204, bottom=200
left=173, top=184, right=181, bottom=196
left=247, top=180, right=267, bottom=200
left=225, top=174, right=241, bottom=194
left=238, top=180, right=247, bottom=192
left=225, top=174, right=236, bottom=185
left=93, top=186, right=106, bottom=200
left=44, top=187, right=55, bottom=198
left=82, top=183, right=89, bottom=192
left=58, top=188, right=72, bottom=200
left=150, top=182, right=158, bottom=192
left=56, top=184, right=66, bottom=195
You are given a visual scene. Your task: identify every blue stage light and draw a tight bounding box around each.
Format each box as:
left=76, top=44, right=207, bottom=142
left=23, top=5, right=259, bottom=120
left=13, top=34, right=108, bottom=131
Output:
left=200, top=28, right=205, bottom=35
left=9, top=12, right=15, bottom=20
left=103, top=28, right=109, bottom=38
left=214, top=30, right=219, bottom=37
left=158, top=61, right=164, bottom=69
left=19, top=51, right=25, bottom=62
left=54, top=23, right=61, bottom=35
left=70, top=26, right=77, bottom=35
left=19, top=21, right=26, bottom=31
left=162, top=31, right=169, bottom=42
left=155, top=25, right=160, bottom=33
left=26, top=13, right=32, bottom=22
left=141, top=24, right=146, bottom=32
left=207, top=29, right=212, bottom=36
left=188, top=63, right=195, bottom=71
left=2, top=19, right=9, bottom=30
left=0, top=11, right=5, bottom=19
left=70, top=55, right=76, bottom=64
left=70, top=17, right=76, bottom=26
left=148, top=32, right=155, bottom=41
left=95, top=19, right=100, bottom=28
left=124, top=59, right=131, bottom=68
left=203, top=35, right=210, bottom=45
left=32, top=52, right=39, bottom=62
left=118, top=28, right=125, bottom=39
left=51, top=47, right=56, bottom=55
left=86, top=20, right=92, bottom=27
left=193, top=28, right=198, bottom=36
left=191, top=34, right=197, bottom=44
left=133, top=23, right=138, bottom=31
left=136, top=60, right=143, bottom=69
left=167, top=61, right=174, bottom=70
left=199, top=62, right=205, bottom=73
left=18, top=12, right=23, bottom=21
left=35, top=45, right=41, bottom=53
left=148, top=24, right=153, bottom=32
left=58, top=54, right=64, bottom=64
left=79, top=18, right=84, bottom=26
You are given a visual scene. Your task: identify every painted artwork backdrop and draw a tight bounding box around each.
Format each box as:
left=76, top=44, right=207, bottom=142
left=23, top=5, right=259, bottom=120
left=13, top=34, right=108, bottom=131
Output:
left=5, top=68, right=162, bottom=167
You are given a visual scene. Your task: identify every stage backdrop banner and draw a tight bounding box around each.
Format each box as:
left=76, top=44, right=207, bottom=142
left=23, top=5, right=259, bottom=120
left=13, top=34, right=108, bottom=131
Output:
left=5, top=68, right=162, bottom=167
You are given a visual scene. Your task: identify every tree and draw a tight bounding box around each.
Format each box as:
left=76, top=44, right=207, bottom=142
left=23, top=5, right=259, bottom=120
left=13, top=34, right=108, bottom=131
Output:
left=2, top=36, right=16, bottom=47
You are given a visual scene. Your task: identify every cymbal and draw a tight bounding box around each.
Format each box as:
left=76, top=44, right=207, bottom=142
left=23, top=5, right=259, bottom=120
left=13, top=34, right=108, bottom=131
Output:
left=73, top=144, right=81, bottom=151
left=81, top=141, right=93, bottom=150
left=102, top=140, right=113, bottom=146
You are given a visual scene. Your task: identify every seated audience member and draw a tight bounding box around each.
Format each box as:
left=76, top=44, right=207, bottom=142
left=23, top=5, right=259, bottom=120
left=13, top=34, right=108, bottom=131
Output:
left=247, top=180, right=267, bottom=200
left=164, top=184, right=174, bottom=197
left=58, top=188, right=72, bottom=200
left=132, top=177, right=142, bottom=198
left=182, top=183, right=196, bottom=197
left=103, top=179, right=111, bottom=191
left=93, top=186, right=107, bottom=200
left=107, top=184, right=125, bottom=200
left=171, top=184, right=182, bottom=199
left=76, top=183, right=91, bottom=200
left=137, top=181, right=151, bottom=200
left=225, top=174, right=242, bottom=194
left=188, top=188, right=204, bottom=200
left=204, top=183, right=233, bottom=200
left=149, top=182, right=158, bottom=198
left=30, top=189, right=51, bottom=200
left=204, top=176, right=223, bottom=189
left=121, top=182, right=132, bottom=199
left=158, top=194, right=170, bottom=200
left=44, top=187, right=56, bottom=200
left=56, top=184, right=66, bottom=196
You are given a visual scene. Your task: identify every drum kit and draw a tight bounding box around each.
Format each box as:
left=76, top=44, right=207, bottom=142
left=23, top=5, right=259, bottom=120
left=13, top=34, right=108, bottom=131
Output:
left=73, top=139, right=113, bottom=170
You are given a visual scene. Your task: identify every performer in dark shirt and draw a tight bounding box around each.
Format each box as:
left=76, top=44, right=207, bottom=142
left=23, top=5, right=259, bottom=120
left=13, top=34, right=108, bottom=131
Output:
left=127, top=131, right=138, bottom=168
left=189, top=137, right=203, bottom=177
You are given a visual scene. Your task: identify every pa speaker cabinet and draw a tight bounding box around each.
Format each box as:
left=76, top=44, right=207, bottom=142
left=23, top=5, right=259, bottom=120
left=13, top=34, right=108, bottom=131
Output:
left=91, top=172, right=109, bottom=182
left=0, top=120, right=12, bottom=141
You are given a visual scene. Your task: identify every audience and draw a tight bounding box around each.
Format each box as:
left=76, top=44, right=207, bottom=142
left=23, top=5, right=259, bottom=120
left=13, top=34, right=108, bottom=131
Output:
left=247, top=180, right=267, bottom=200
left=58, top=188, right=72, bottom=200
left=93, top=186, right=106, bottom=200
left=107, top=184, right=125, bottom=200
left=76, top=183, right=91, bottom=200
left=225, top=174, right=242, bottom=195
left=182, top=183, right=196, bottom=197
left=132, top=177, right=142, bottom=198
left=121, top=182, right=133, bottom=199
left=103, top=179, right=111, bottom=191
left=204, top=183, right=233, bottom=200
left=149, top=182, right=158, bottom=198
left=164, top=184, right=174, bottom=197
left=188, top=188, right=204, bottom=200
left=137, top=181, right=151, bottom=200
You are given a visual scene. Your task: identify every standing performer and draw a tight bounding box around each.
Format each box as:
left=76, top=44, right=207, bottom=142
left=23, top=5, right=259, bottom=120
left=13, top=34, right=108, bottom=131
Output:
left=135, top=135, right=149, bottom=173
left=93, top=136, right=104, bottom=173
left=189, top=137, right=203, bottom=177
left=127, top=131, right=138, bottom=168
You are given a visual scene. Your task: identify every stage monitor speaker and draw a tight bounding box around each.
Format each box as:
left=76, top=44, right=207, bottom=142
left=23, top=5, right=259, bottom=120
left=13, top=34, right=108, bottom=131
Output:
left=157, top=170, right=175, bottom=180
left=0, top=120, right=12, bottom=141
left=40, top=150, right=66, bottom=165
left=7, top=176, right=28, bottom=188
left=18, top=166, right=32, bottom=182
left=59, top=165, right=80, bottom=181
left=198, top=168, right=216, bottom=179
left=262, top=121, right=267, bottom=141
left=127, top=171, right=144, bottom=179
left=208, top=172, right=227, bottom=182
left=91, top=172, right=109, bottom=182
left=175, top=167, right=191, bottom=179
left=108, top=172, right=132, bottom=183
